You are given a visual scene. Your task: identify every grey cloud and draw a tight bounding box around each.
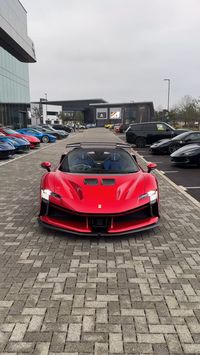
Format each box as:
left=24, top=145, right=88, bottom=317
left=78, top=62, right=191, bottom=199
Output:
left=22, top=0, right=200, bottom=108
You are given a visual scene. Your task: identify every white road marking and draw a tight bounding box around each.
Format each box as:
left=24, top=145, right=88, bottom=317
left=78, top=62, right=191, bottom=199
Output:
left=185, top=187, right=200, bottom=189
left=178, top=185, right=187, bottom=191
left=160, top=170, right=179, bottom=174
left=134, top=150, right=200, bottom=208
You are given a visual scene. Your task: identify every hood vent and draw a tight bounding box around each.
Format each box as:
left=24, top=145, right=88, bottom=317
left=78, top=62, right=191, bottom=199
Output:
left=102, top=179, right=115, bottom=186
left=84, top=178, right=98, bottom=185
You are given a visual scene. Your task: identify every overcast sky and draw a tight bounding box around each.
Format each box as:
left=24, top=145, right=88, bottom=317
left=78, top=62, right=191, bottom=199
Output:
left=22, top=0, right=200, bottom=109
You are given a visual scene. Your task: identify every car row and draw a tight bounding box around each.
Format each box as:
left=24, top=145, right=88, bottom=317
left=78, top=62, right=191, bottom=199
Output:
left=32, top=125, right=69, bottom=140
left=0, top=127, right=40, bottom=149
left=150, top=131, right=200, bottom=166
left=0, top=124, right=69, bottom=160
left=122, top=121, right=200, bottom=166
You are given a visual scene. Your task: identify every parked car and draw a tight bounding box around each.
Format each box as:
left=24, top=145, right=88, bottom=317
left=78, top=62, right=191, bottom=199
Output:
left=104, top=124, right=114, bottom=129
left=0, top=141, right=15, bottom=159
left=0, top=133, right=30, bottom=153
left=114, top=124, right=121, bottom=133
left=170, top=144, right=200, bottom=166
left=0, top=127, right=40, bottom=149
left=52, top=124, right=73, bottom=133
left=32, top=126, right=67, bottom=140
left=150, top=131, right=200, bottom=154
left=86, top=123, right=96, bottom=128
left=126, top=122, right=187, bottom=148
left=117, top=123, right=129, bottom=133
left=17, top=128, right=56, bottom=143
left=42, top=125, right=68, bottom=138
left=38, top=142, right=159, bottom=236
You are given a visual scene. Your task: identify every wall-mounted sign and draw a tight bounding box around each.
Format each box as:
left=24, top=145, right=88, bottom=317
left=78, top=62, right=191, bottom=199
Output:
left=96, top=108, right=108, bottom=119
left=110, top=107, right=121, bottom=119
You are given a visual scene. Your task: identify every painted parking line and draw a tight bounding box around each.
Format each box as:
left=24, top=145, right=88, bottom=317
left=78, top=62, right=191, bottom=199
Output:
left=135, top=153, right=200, bottom=208
left=160, top=170, right=179, bottom=174
left=185, top=187, right=200, bottom=189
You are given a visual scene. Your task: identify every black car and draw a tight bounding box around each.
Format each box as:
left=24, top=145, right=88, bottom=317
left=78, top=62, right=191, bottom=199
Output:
left=42, top=125, right=68, bottom=138
left=52, top=124, right=73, bottom=133
left=170, top=144, right=200, bottom=166
left=126, top=122, right=187, bottom=148
left=150, top=131, right=200, bottom=154
left=33, top=126, right=68, bottom=140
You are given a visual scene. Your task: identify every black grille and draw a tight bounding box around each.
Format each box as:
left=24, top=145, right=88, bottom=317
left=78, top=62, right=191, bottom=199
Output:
left=90, top=217, right=109, bottom=232
left=114, top=205, right=151, bottom=224
left=171, top=157, right=188, bottom=163
left=48, top=204, right=86, bottom=223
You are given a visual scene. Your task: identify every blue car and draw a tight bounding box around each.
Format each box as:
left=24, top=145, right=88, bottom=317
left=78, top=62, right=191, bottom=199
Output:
left=0, top=133, right=30, bottom=153
left=0, top=141, right=15, bottom=159
left=17, top=128, right=56, bottom=143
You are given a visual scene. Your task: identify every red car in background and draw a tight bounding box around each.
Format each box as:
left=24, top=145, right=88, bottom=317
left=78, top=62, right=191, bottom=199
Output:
left=0, top=127, right=40, bottom=149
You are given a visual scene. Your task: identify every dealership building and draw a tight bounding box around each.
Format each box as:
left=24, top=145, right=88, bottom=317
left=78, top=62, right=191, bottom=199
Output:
left=32, top=99, right=154, bottom=126
left=0, top=0, right=36, bottom=128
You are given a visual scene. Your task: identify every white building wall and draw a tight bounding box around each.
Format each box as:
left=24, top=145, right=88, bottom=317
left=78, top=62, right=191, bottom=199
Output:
left=30, top=103, right=62, bottom=125
left=43, top=104, right=62, bottom=124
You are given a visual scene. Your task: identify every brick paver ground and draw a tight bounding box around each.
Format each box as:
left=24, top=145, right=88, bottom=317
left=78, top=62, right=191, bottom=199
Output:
left=0, top=128, right=200, bottom=355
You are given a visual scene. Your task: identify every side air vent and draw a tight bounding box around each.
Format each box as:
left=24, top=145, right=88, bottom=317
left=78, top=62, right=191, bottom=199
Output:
left=84, top=178, right=98, bottom=185
left=102, top=179, right=115, bottom=186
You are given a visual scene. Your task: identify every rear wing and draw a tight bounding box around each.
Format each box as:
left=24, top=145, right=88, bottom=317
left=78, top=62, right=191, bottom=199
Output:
left=65, top=142, right=133, bottom=149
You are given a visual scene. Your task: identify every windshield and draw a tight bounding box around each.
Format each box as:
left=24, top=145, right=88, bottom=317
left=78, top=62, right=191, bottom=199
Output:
left=59, top=148, right=139, bottom=174
left=3, top=128, right=17, bottom=134
left=172, top=131, right=191, bottom=141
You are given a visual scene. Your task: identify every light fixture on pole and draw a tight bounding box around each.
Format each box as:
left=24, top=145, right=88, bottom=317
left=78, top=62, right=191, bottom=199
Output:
left=164, top=79, right=170, bottom=112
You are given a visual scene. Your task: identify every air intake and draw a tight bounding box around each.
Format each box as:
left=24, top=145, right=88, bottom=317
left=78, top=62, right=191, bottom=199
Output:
left=84, top=178, right=98, bottom=185
left=102, top=179, right=115, bottom=186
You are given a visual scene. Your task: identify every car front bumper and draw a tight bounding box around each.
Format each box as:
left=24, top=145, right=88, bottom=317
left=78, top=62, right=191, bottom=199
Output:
left=39, top=200, right=159, bottom=236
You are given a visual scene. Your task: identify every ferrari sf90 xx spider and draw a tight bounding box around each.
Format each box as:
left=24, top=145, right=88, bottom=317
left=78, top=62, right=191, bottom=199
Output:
left=39, top=142, right=159, bottom=236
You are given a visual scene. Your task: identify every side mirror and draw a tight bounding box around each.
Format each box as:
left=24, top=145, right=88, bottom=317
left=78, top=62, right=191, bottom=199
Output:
left=147, top=162, right=157, bottom=173
left=41, top=161, right=51, bottom=172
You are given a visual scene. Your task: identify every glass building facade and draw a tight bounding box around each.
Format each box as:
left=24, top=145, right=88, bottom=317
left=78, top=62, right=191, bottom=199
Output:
left=0, top=0, right=36, bottom=128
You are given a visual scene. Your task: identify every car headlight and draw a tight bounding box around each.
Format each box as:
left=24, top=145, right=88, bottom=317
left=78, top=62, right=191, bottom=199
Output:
left=139, top=190, right=158, bottom=203
left=41, top=189, right=61, bottom=201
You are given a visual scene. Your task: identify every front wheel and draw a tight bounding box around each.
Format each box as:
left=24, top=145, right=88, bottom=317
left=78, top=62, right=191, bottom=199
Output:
left=41, top=135, right=50, bottom=143
left=169, top=143, right=181, bottom=154
left=135, top=137, right=146, bottom=148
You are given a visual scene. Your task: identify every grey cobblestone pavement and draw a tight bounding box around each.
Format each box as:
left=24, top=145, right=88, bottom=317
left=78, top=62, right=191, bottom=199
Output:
left=0, top=128, right=200, bottom=354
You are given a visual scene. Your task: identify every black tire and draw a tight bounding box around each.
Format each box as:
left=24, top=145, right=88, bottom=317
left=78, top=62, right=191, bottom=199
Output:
left=169, top=143, right=181, bottom=154
left=135, top=137, right=146, bottom=148
left=41, top=135, right=50, bottom=143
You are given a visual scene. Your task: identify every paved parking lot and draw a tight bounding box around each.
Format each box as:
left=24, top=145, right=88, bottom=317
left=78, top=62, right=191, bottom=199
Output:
left=118, top=134, right=200, bottom=203
left=0, top=128, right=200, bottom=354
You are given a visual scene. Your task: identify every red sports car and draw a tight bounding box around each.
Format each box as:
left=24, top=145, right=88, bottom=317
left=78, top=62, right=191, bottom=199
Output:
left=0, top=128, right=40, bottom=149
left=39, top=142, right=159, bottom=236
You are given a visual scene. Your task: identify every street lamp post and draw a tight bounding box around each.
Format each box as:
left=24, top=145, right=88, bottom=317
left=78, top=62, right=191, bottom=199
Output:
left=164, top=79, right=170, bottom=112
left=45, top=92, right=47, bottom=123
